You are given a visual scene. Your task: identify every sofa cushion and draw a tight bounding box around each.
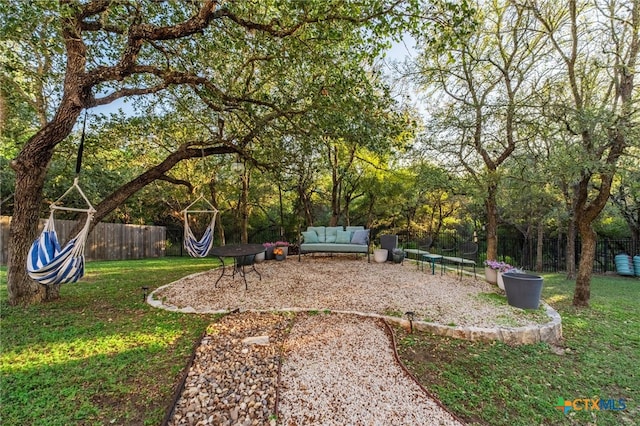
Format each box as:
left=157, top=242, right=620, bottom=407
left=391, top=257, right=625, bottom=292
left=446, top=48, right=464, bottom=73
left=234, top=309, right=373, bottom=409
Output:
left=307, top=226, right=326, bottom=243
left=301, top=230, right=319, bottom=243
left=335, top=229, right=352, bottom=244
left=346, top=226, right=365, bottom=233
left=325, top=226, right=342, bottom=243
left=300, top=243, right=368, bottom=253
left=351, top=229, right=369, bottom=245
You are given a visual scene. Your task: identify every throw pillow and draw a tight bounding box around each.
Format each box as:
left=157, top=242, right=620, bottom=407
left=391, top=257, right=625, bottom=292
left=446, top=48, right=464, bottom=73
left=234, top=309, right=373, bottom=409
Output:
left=301, top=231, right=319, bottom=243
left=325, top=226, right=341, bottom=243
left=335, top=229, right=351, bottom=244
left=307, top=226, right=326, bottom=242
left=350, top=229, right=369, bottom=245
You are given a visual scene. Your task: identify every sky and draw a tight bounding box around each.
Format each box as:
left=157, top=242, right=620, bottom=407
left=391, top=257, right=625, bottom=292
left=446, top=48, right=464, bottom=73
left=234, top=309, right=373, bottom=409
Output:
left=386, top=34, right=418, bottom=62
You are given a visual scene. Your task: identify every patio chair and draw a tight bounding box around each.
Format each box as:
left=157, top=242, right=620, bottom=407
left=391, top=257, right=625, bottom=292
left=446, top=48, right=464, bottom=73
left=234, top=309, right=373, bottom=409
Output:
left=459, top=241, right=478, bottom=261
left=418, top=236, right=433, bottom=252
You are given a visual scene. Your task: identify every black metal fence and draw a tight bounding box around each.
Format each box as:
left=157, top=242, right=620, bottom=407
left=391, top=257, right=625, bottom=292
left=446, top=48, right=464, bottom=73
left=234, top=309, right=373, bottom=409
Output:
left=398, top=231, right=639, bottom=274
left=165, top=224, right=638, bottom=274
left=492, top=235, right=639, bottom=274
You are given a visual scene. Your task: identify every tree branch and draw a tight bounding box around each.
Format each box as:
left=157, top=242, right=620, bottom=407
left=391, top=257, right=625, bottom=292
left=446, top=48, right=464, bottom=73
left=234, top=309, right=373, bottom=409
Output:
left=88, top=141, right=235, bottom=230
left=157, top=175, right=194, bottom=193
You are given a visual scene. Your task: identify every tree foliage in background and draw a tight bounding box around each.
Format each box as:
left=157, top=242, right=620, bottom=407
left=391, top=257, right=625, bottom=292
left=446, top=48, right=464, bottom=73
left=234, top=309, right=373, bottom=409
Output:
left=610, top=152, right=640, bottom=245
left=523, top=0, right=639, bottom=306
left=414, top=0, right=548, bottom=260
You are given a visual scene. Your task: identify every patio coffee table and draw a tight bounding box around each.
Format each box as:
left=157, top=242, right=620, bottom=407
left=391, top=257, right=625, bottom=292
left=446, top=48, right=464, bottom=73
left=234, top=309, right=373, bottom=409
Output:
left=422, top=253, right=443, bottom=275
left=210, top=244, right=265, bottom=290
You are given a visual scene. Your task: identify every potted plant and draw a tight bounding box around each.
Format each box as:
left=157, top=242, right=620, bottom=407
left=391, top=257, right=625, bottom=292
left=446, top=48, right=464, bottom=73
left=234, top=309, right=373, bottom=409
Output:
left=254, top=250, right=266, bottom=263
left=273, top=246, right=286, bottom=261
left=502, top=271, right=544, bottom=309
left=392, top=248, right=404, bottom=264
left=497, top=262, right=516, bottom=290
left=263, top=242, right=276, bottom=260
left=483, top=259, right=501, bottom=284
left=484, top=260, right=514, bottom=289
left=373, top=245, right=388, bottom=263
left=275, top=241, right=290, bottom=257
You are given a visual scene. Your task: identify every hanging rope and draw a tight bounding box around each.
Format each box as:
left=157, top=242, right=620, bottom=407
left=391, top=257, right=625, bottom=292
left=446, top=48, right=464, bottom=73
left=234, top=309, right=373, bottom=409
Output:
left=76, top=109, right=87, bottom=175
left=27, top=111, right=96, bottom=285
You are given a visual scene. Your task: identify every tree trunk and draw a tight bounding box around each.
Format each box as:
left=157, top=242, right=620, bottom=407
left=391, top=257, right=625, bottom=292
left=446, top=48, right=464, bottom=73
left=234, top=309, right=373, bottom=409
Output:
left=485, top=185, right=498, bottom=260
left=7, top=179, right=47, bottom=305
left=209, top=178, right=225, bottom=247
left=302, top=193, right=313, bottom=227
left=8, top=6, right=100, bottom=304
left=344, top=202, right=350, bottom=227
left=296, top=183, right=313, bottom=227
left=240, top=169, right=249, bottom=244
left=536, top=222, right=544, bottom=272
left=571, top=124, right=628, bottom=306
left=278, top=183, right=285, bottom=238
left=328, top=144, right=339, bottom=227
left=565, top=217, right=576, bottom=279
left=8, top=105, right=83, bottom=305
left=573, top=220, right=596, bottom=307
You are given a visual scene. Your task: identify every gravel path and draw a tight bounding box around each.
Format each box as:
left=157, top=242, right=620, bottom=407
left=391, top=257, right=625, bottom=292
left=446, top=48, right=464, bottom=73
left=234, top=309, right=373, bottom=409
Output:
left=278, top=313, right=463, bottom=426
left=168, top=312, right=288, bottom=426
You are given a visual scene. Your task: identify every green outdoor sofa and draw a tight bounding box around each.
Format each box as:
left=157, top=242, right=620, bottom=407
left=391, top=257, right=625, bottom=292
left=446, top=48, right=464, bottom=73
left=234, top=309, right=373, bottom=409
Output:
left=298, top=226, right=370, bottom=262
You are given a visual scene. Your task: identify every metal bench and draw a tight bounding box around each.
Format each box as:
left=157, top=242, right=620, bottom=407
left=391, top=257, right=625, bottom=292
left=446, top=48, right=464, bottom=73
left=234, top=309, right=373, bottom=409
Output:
left=440, top=242, right=478, bottom=279
left=403, top=237, right=432, bottom=270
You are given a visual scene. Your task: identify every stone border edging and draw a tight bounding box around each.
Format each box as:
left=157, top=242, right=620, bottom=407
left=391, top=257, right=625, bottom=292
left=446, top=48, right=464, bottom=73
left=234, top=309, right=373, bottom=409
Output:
left=148, top=272, right=563, bottom=346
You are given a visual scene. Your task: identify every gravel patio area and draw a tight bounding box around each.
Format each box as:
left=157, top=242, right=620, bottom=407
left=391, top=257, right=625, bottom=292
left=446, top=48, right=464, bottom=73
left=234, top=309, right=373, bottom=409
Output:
left=153, top=256, right=546, bottom=328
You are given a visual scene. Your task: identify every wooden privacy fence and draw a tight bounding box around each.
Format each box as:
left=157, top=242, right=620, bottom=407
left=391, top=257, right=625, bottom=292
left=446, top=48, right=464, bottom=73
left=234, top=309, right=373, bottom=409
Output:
left=0, top=216, right=166, bottom=265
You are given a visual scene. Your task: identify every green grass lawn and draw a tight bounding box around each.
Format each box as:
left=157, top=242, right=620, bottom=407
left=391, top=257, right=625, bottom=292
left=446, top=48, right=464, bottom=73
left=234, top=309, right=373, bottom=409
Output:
left=1, top=258, right=220, bottom=426
left=2, top=259, right=638, bottom=425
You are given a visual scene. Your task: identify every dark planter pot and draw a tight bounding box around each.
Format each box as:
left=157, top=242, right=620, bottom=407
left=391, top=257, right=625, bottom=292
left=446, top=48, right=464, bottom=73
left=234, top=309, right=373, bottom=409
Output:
left=502, top=272, right=543, bottom=309
left=274, top=246, right=288, bottom=261
left=392, top=251, right=404, bottom=264
left=265, top=246, right=275, bottom=260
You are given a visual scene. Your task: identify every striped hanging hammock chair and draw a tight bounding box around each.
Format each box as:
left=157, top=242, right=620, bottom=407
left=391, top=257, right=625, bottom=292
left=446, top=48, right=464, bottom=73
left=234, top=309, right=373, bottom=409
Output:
left=182, top=194, right=218, bottom=258
left=27, top=177, right=96, bottom=285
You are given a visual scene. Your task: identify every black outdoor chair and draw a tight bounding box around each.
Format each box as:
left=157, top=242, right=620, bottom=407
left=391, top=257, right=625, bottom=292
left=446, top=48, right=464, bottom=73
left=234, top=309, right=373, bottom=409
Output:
left=460, top=241, right=478, bottom=261
left=418, top=236, right=433, bottom=252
